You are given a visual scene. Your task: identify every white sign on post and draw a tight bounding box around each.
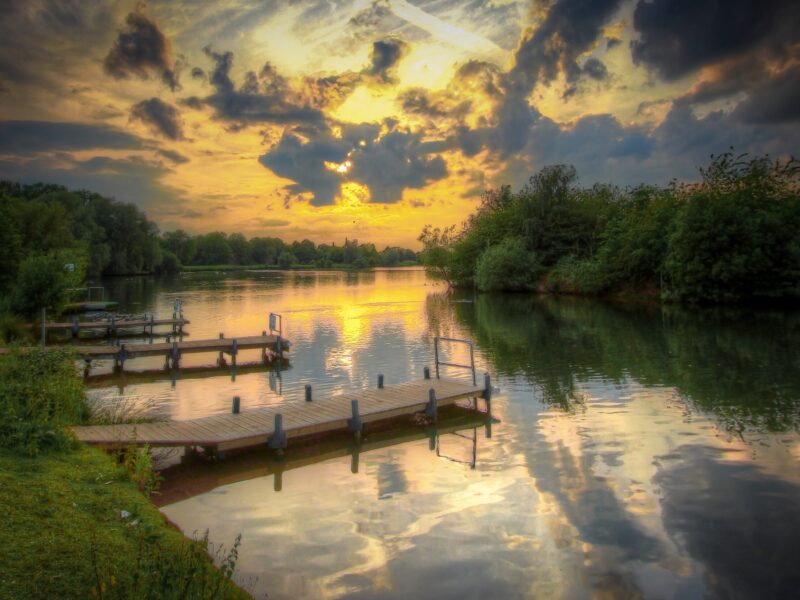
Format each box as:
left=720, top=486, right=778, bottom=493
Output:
left=269, top=313, right=277, bottom=332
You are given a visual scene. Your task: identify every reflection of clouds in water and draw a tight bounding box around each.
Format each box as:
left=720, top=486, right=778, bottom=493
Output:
left=654, top=444, right=800, bottom=599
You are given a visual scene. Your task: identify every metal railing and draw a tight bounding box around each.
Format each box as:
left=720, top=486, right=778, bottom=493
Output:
left=434, top=336, right=476, bottom=385
left=269, top=312, right=283, bottom=337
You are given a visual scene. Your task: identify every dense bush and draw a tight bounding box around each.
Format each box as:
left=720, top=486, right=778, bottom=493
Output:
left=0, top=347, right=87, bottom=455
left=476, top=237, right=540, bottom=291
left=420, top=153, right=800, bottom=303
left=7, top=250, right=86, bottom=317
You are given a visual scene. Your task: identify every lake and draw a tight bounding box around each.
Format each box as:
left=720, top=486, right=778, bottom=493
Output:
left=88, top=268, right=800, bottom=599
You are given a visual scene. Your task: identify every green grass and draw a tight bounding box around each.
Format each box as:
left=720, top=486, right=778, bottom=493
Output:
left=0, top=445, right=250, bottom=599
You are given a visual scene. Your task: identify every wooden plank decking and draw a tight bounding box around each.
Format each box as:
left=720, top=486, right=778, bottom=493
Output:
left=72, top=377, right=489, bottom=453
left=41, top=317, right=190, bottom=333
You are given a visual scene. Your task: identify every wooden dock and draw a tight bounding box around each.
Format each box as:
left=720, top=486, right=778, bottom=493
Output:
left=37, top=316, right=190, bottom=338
left=72, top=374, right=492, bottom=455
left=0, top=333, right=290, bottom=372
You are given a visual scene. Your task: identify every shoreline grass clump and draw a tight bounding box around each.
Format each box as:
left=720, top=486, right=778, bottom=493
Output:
left=0, top=347, right=251, bottom=599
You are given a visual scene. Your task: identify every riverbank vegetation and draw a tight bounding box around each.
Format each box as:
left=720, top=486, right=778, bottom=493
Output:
left=420, top=153, right=800, bottom=303
left=0, top=347, right=248, bottom=599
left=0, top=180, right=418, bottom=318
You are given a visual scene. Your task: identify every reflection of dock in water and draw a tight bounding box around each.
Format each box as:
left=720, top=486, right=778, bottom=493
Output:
left=155, top=405, right=496, bottom=506
left=85, top=360, right=290, bottom=393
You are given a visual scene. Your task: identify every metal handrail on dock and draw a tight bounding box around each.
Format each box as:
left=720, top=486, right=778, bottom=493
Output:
left=434, top=336, right=477, bottom=384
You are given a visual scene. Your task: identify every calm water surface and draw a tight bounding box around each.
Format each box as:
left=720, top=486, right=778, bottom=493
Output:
left=89, top=268, right=800, bottom=600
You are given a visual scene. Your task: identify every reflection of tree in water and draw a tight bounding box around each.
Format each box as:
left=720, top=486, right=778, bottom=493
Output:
left=445, top=292, right=800, bottom=435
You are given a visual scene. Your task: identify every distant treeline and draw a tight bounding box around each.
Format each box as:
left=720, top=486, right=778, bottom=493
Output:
left=0, top=181, right=418, bottom=317
left=160, top=231, right=419, bottom=271
left=420, top=153, right=800, bottom=303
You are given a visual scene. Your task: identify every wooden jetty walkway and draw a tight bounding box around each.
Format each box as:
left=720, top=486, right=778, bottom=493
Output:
left=0, top=333, right=290, bottom=372
left=72, top=372, right=492, bottom=456
left=38, top=315, right=190, bottom=338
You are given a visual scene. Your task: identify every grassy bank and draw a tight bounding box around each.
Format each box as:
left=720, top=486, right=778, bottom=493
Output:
left=0, top=447, right=249, bottom=599
left=0, top=347, right=249, bottom=599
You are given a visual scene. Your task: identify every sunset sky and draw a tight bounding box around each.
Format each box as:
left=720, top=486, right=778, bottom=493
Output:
left=1, top=0, right=798, bottom=247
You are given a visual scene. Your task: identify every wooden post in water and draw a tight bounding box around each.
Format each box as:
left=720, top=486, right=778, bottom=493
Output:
left=171, top=341, right=180, bottom=368
left=377, top=374, right=384, bottom=389
left=218, top=332, right=225, bottom=366
left=305, top=384, right=312, bottom=402
left=230, top=338, right=238, bottom=366
left=231, top=396, right=240, bottom=414
left=71, top=315, right=80, bottom=339
left=268, top=413, right=287, bottom=451
left=261, top=331, right=267, bottom=362
left=423, top=366, right=430, bottom=380
left=426, top=388, right=437, bottom=422
left=483, top=372, right=492, bottom=414
left=348, top=400, right=362, bottom=439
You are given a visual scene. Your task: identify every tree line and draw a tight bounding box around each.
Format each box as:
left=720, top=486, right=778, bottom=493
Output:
left=161, top=231, right=418, bottom=271
left=0, top=181, right=418, bottom=317
left=419, top=152, right=800, bottom=303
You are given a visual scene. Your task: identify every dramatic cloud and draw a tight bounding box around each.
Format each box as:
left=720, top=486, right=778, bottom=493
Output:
left=198, top=46, right=325, bottom=125
left=731, top=65, right=800, bottom=124
left=631, top=0, right=799, bottom=81
left=508, top=0, right=624, bottom=93
left=0, top=120, right=142, bottom=154
left=130, top=98, right=184, bottom=140
left=365, top=38, right=409, bottom=83
left=104, top=7, right=180, bottom=91
left=260, top=121, right=447, bottom=205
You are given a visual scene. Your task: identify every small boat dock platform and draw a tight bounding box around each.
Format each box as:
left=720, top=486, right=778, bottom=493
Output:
left=41, top=315, right=190, bottom=338
left=72, top=372, right=492, bottom=457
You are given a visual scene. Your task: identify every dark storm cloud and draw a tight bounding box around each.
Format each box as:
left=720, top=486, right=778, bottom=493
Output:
left=130, top=98, right=184, bottom=140
left=631, top=0, right=799, bottom=81
left=365, top=38, right=409, bottom=83
left=398, top=88, right=471, bottom=121
left=631, top=0, right=800, bottom=124
left=349, top=127, right=448, bottom=203
left=104, top=7, right=180, bottom=91
left=0, top=120, right=142, bottom=154
left=197, top=46, right=325, bottom=126
left=259, top=121, right=447, bottom=205
left=731, top=65, right=800, bottom=124
left=508, top=0, right=624, bottom=93
left=259, top=127, right=351, bottom=206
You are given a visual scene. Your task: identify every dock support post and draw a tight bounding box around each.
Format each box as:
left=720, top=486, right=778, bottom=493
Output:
left=483, top=372, right=492, bottom=413
left=115, top=344, right=127, bottom=373
left=109, top=315, right=116, bottom=337
left=230, top=339, right=238, bottom=366
left=171, top=341, right=180, bottom=368
left=423, top=366, right=430, bottom=380
left=276, top=335, right=283, bottom=357
left=232, top=396, right=240, bottom=414
left=348, top=400, right=362, bottom=439
left=426, top=388, right=437, bottom=422
left=350, top=443, right=360, bottom=474
left=261, top=331, right=267, bottom=362
left=71, top=315, right=79, bottom=339
left=274, top=467, right=284, bottom=492
left=268, top=413, right=287, bottom=451
left=217, top=333, right=226, bottom=366
left=427, top=427, right=437, bottom=451
left=305, top=384, right=312, bottom=402
left=149, top=314, right=155, bottom=336
left=377, top=374, right=384, bottom=389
